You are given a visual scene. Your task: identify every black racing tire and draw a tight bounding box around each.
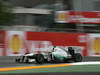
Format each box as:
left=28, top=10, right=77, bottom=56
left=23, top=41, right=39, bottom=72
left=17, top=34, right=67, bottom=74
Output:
left=73, top=53, right=83, bottom=62
left=35, top=54, right=44, bottom=64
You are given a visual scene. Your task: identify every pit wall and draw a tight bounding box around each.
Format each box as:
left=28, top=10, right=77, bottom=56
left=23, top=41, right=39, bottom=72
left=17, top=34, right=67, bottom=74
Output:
left=0, top=30, right=100, bottom=56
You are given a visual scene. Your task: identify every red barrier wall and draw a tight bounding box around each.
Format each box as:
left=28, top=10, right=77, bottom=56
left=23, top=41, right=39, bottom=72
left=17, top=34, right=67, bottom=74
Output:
left=26, top=32, right=88, bottom=56
left=0, top=31, right=88, bottom=56
left=0, top=30, right=6, bottom=56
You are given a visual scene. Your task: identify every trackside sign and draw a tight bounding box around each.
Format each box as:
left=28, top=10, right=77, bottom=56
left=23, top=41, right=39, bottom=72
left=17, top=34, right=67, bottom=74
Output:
left=55, top=11, right=100, bottom=24
left=1, top=30, right=100, bottom=56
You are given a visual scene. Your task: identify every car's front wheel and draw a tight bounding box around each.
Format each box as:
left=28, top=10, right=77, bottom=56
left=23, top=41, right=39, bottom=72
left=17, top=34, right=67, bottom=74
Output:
left=73, top=53, right=83, bottom=62
left=35, top=54, right=44, bottom=64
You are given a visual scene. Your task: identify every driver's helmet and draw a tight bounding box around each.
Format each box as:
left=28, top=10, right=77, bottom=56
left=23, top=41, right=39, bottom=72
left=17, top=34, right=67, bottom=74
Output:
left=68, top=47, right=73, bottom=50
left=52, top=46, right=56, bottom=52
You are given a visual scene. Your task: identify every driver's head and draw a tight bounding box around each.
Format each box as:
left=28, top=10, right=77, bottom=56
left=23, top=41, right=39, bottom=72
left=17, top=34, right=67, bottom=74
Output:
left=52, top=46, right=56, bottom=52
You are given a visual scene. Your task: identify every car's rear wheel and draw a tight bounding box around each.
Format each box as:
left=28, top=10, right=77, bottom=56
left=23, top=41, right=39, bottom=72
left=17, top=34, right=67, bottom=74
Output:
left=35, top=54, right=44, bottom=64
left=73, top=53, right=82, bottom=62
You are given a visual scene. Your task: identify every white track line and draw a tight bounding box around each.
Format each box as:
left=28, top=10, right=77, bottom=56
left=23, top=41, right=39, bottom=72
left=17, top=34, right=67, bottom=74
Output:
left=71, top=61, right=100, bottom=65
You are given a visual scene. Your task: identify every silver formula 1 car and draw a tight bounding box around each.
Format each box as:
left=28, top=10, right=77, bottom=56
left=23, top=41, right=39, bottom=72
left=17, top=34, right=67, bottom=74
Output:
left=15, top=46, right=83, bottom=64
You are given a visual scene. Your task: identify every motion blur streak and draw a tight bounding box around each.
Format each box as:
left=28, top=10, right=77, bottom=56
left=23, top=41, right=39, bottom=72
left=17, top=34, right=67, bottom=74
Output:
left=0, top=64, right=72, bottom=71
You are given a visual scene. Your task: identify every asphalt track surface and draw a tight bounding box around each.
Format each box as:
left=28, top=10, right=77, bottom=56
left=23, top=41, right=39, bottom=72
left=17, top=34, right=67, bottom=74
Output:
left=0, top=56, right=100, bottom=75
left=0, top=56, right=100, bottom=67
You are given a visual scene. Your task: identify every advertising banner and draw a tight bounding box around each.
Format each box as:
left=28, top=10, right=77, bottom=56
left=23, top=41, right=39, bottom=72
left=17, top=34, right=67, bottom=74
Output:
left=5, top=31, right=26, bottom=56
left=88, top=34, right=100, bottom=56
left=26, top=40, right=53, bottom=54
left=26, top=32, right=88, bottom=56
left=0, top=31, right=89, bottom=56
left=0, top=30, right=6, bottom=56
left=55, top=11, right=100, bottom=24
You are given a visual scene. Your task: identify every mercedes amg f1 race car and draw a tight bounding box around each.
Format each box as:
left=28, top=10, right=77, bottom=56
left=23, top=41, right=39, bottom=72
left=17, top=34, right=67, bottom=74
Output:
left=15, top=46, right=83, bottom=64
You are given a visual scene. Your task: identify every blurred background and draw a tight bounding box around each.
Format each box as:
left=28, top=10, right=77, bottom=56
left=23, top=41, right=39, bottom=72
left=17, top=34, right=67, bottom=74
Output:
left=0, top=0, right=100, bottom=32
left=0, top=0, right=100, bottom=73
